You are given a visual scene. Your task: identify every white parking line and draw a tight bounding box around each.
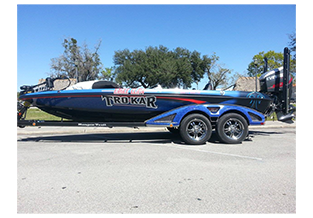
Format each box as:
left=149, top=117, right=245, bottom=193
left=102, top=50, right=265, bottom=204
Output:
left=167, top=144, right=263, bottom=161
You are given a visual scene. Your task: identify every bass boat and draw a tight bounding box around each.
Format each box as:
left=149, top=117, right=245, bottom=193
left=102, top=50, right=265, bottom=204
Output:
left=19, top=82, right=272, bottom=123
left=18, top=48, right=295, bottom=145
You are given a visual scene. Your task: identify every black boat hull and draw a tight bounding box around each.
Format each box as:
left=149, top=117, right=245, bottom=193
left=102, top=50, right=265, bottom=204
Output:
left=20, top=88, right=272, bottom=122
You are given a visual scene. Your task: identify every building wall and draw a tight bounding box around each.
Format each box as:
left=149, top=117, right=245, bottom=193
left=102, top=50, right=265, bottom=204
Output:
left=234, top=77, right=259, bottom=92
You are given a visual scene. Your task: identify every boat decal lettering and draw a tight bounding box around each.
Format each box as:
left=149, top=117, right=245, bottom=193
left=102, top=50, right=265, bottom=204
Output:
left=101, top=95, right=157, bottom=109
left=113, top=88, right=145, bottom=95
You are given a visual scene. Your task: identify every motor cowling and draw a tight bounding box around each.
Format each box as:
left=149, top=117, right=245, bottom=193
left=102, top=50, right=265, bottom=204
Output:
left=259, top=66, right=293, bottom=97
left=258, top=48, right=295, bottom=123
left=259, top=66, right=292, bottom=90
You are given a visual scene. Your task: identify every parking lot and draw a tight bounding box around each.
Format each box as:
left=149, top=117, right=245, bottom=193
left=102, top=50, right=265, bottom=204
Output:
left=17, top=124, right=296, bottom=213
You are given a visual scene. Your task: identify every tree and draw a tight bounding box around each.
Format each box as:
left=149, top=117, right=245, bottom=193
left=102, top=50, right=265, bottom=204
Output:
left=99, top=67, right=115, bottom=81
left=50, top=38, right=103, bottom=82
left=202, top=53, right=231, bottom=90
left=113, top=45, right=215, bottom=88
left=247, top=50, right=296, bottom=77
left=208, top=64, right=232, bottom=90
left=288, top=32, right=296, bottom=59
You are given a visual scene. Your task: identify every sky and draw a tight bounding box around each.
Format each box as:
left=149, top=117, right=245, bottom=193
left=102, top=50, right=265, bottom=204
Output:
left=17, top=4, right=296, bottom=90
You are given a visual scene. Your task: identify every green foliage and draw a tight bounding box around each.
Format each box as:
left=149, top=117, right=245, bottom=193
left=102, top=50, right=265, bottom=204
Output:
left=99, top=67, right=115, bottom=81
left=113, top=45, right=214, bottom=88
left=247, top=50, right=296, bottom=77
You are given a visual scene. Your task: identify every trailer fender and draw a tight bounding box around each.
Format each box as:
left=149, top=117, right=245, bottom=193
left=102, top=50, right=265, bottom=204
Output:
left=145, top=104, right=265, bottom=127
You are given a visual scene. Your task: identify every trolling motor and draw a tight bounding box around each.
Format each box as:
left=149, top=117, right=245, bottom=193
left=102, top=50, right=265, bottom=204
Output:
left=19, top=76, right=70, bottom=95
left=259, top=47, right=295, bottom=123
left=20, top=77, right=55, bottom=95
left=18, top=76, right=71, bottom=124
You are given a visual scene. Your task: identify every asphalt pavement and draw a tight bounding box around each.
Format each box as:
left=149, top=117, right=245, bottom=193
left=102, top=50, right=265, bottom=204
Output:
left=17, top=121, right=296, bottom=213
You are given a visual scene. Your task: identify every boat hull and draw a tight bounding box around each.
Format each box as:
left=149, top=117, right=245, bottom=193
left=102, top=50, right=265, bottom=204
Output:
left=20, top=88, right=272, bottom=122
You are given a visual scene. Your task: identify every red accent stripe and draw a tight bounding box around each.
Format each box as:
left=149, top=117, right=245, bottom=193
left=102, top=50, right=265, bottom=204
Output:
left=20, top=94, right=102, bottom=101
left=271, top=78, right=293, bottom=88
left=21, top=94, right=207, bottom=105
left=157, top=96, right=206, bottom=104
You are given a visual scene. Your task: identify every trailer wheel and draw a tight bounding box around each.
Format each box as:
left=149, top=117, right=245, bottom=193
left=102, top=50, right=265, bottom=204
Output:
left=216, top=113, right=248, bottom=144
left=180, top=113, right=212, bottom=145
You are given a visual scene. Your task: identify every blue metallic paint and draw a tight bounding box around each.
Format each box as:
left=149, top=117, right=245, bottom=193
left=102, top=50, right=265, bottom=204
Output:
left=145, top=104, right=265, bottom=127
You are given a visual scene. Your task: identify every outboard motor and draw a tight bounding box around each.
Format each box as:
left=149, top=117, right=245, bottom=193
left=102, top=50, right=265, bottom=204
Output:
left=258, top=47, right=295, bottom=123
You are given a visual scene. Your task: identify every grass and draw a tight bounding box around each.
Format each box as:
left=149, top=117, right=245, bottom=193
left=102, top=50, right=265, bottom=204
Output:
left=265, top=103, right=296, bottom=121
left=24, top=108, right=68, bottom=121
left=265, top=112, right=278, bottom=121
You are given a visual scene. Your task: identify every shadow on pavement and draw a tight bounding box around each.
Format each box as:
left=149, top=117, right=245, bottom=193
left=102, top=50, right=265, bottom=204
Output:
left=18, top=129, right=287, bottom=145
left=18, top=131, right=183, bottom=144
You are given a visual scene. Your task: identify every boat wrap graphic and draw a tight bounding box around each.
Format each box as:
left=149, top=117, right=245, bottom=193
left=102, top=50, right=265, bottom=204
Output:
left=19, top=88, right=272, bottom=122
left=101, top=95, right=158, bottom=109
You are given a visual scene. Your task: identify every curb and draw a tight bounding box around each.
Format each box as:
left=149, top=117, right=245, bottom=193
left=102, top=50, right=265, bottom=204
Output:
left=249, top=120, right=296, bottom=129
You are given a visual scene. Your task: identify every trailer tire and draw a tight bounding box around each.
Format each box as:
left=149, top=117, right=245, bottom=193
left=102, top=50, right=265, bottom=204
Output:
left=216, top=113, right=248, bottom=144
left=180, top=113, right=212, bottom=145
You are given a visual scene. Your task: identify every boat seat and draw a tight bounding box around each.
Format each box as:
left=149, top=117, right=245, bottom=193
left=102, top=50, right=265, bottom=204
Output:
left=203, top=81, right=213, bottom=90
left=92, top=81, right=120, bottom=89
